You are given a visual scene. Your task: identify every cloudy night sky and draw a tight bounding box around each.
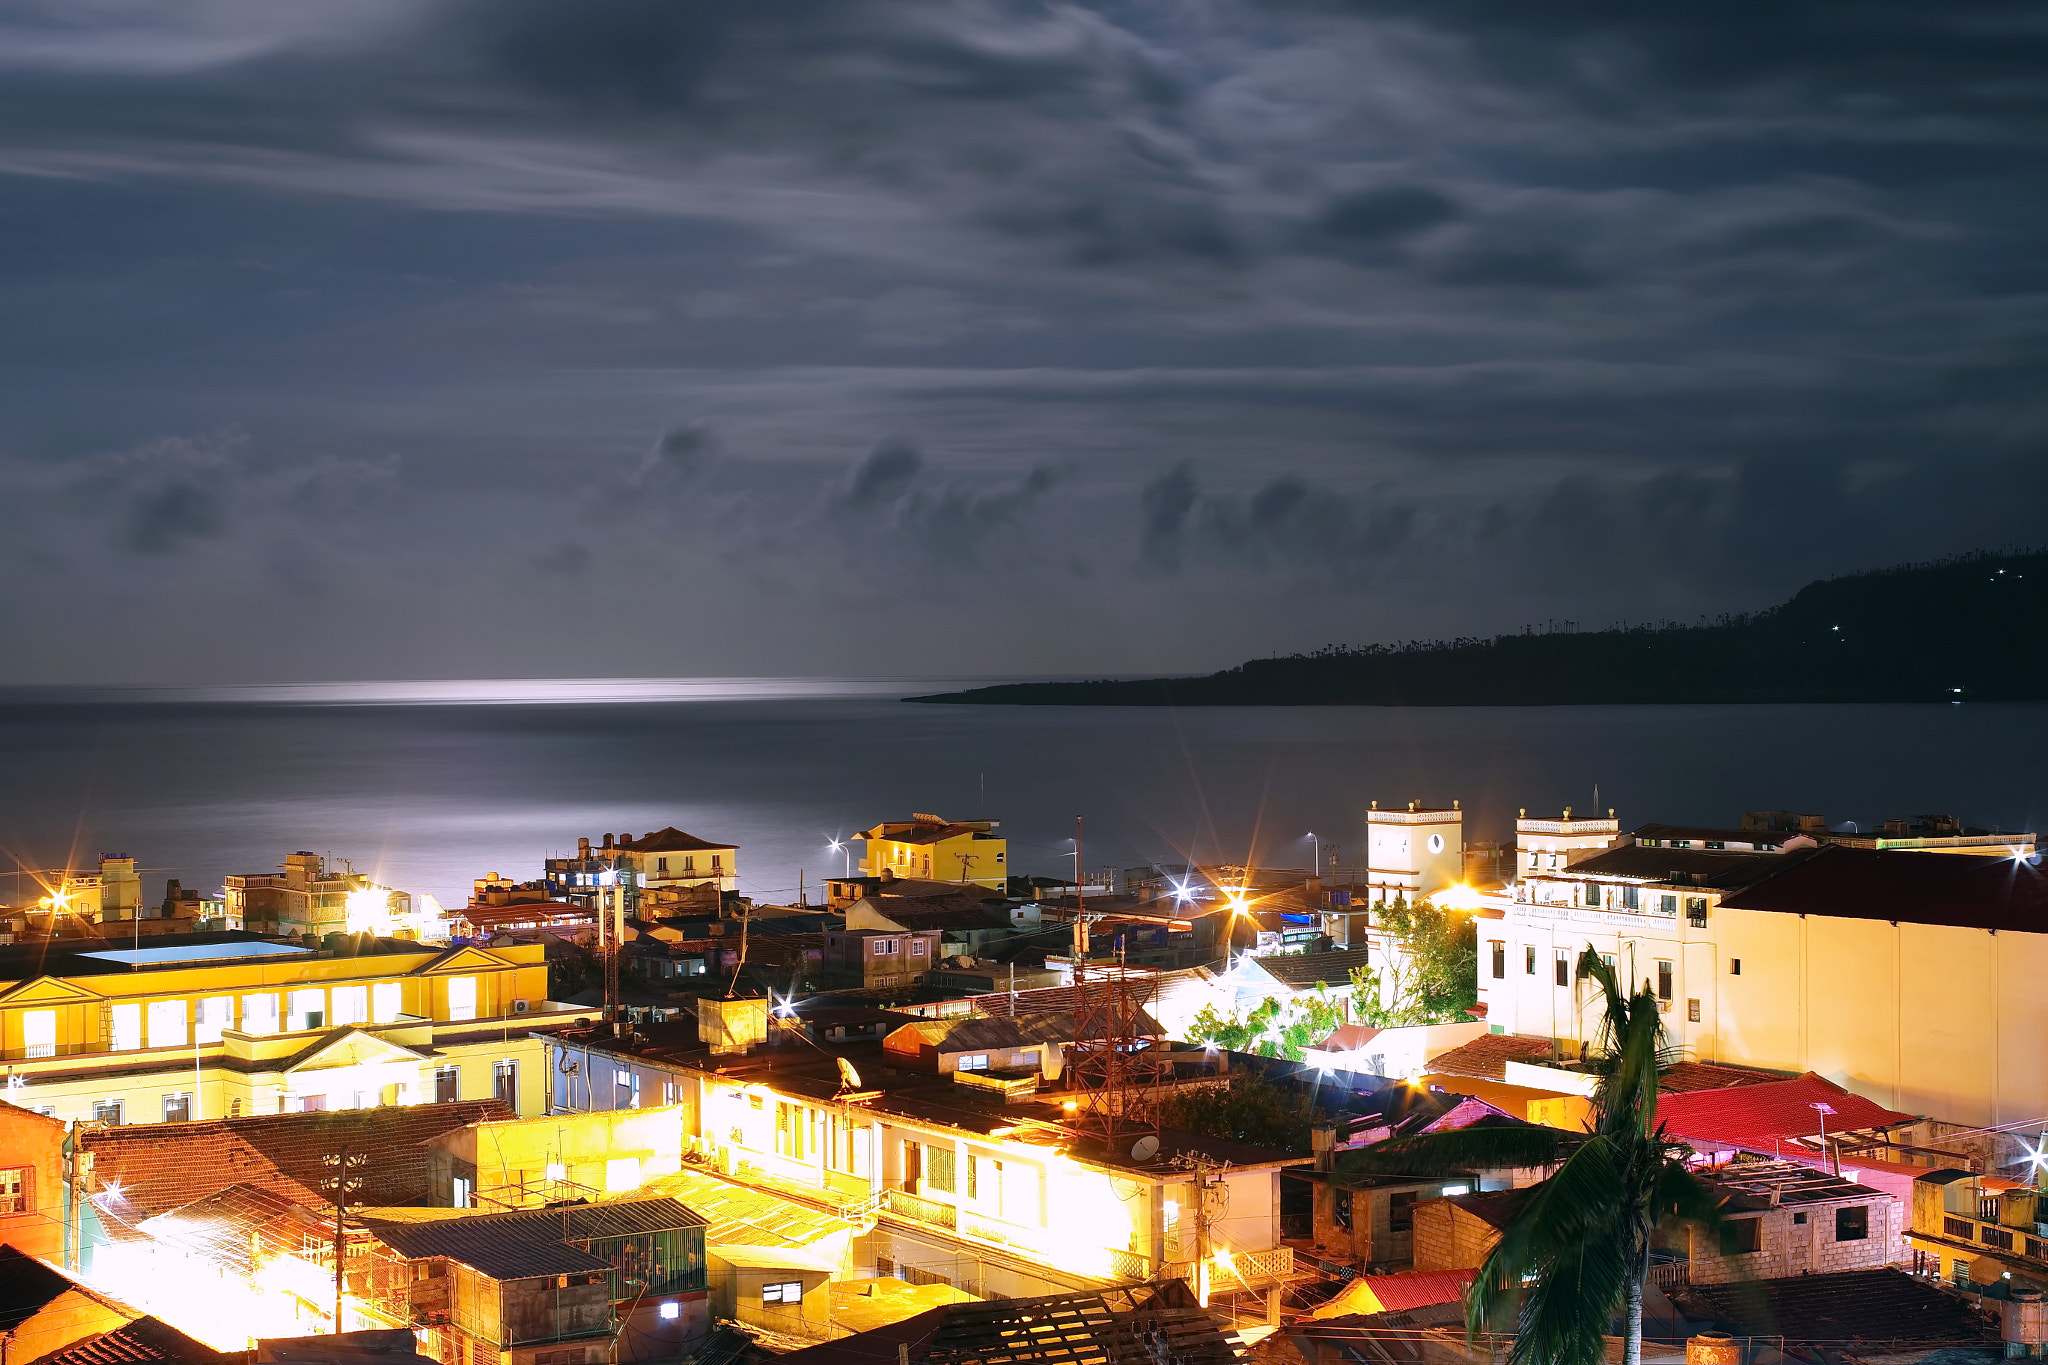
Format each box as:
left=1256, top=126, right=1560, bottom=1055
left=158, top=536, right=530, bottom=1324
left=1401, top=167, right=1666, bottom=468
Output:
left=2, top=0, right=2044, bottom=685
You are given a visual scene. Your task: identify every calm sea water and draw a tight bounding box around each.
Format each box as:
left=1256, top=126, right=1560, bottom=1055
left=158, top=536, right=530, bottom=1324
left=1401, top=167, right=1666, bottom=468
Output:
left=2, top=679, right=2044, bottom=908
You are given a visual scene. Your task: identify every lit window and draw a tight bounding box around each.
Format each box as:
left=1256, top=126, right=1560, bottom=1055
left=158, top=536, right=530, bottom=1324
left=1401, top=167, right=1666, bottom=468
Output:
left=242, top=994, right=279, bottom=1035
left=372, top=982, right=403, bottom=1024
left=911, top=940, right=928, bottom=958
left=0, top=1166, right=29, bottom=1213
left=659, top=1301, right=681, bottom=1321
left=445, top=976, right=477, bottom=1021
left=146, top=1000, right=188, bottom=1048
left=959, top=1054, right=989, bottom=1071
left=762, top=1281, right=804, bottom=1304
left=22, top=1010, right=54, bottom=1058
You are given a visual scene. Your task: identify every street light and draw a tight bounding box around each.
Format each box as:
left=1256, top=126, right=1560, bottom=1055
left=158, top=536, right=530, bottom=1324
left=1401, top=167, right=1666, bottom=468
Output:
left=1810, top=1101, right=1837, bottom=1175
left=1307, top=832, right=1321, bottom=875
left=828, top=840, right=851, bottom=877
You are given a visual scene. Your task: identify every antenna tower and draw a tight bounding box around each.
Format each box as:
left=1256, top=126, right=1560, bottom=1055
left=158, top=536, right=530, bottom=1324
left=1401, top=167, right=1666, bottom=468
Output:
left=1065, top=815, right=1165, bottom=1149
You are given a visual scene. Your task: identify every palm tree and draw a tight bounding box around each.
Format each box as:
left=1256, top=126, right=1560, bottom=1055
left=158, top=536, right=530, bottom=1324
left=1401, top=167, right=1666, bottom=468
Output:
left=1336, top=949, right=1719, bottom=1365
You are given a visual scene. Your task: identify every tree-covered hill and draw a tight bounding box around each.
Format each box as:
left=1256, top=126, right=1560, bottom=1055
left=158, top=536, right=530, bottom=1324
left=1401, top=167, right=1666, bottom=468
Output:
left=909, top=549, right=2048, bottom=706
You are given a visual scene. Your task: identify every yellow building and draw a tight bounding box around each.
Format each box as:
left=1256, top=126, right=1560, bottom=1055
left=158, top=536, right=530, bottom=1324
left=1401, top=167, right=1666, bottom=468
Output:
left=1476, top=842, right=2048, bottom=1128
left=859, top=815, right=1006, bottom=888
left=0, top=932, right=596, bottom=1124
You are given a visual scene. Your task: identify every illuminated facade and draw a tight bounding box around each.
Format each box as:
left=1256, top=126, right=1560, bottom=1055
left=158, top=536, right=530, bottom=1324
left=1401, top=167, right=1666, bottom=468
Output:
left=223, top=852, right=412, bottom=939
left=1364, top=802, right=1464, bottom=906
left=858, top=815, right=1006, bottom=888
left=1476, top=840, right=2048, bottom=1127
left=0, top=933, right=596, bottom=1124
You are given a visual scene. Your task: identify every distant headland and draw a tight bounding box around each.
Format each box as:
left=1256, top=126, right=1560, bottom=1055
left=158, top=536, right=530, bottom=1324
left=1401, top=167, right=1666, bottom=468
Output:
left=908, top=549, right=2048, bottom=707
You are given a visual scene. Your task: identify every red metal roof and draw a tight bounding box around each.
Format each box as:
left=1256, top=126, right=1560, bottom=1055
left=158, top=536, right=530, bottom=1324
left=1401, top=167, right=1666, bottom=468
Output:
left=1659, top=1072, right=1916, bottom=1150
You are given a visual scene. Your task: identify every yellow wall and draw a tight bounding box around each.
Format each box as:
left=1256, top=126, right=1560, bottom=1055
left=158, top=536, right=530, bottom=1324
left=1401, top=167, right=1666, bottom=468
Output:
left=0, top=943, right=579, bottom=1124
left=863, top=835, right=1006, bottom=887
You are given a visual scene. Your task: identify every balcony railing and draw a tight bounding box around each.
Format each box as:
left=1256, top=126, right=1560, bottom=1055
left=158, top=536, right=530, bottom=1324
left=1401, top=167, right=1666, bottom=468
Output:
left=882, top=1188, right=958, bottom=1231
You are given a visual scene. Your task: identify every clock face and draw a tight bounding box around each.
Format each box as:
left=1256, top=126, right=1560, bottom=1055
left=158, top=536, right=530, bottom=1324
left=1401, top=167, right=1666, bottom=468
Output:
left=1428, top=833, right=1446, bottom=855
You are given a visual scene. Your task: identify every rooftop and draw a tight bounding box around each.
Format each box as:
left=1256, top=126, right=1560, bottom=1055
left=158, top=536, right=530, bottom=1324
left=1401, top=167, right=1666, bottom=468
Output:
left=1717, top=844, right=2048, bottom=931
left=1250, top=947, right=1375, bottom=989
left=1702, top=1159, right=1885, bottom=1210
left=1632, top=823, right=1806, bottom=847
left=1538, top=845, right=1788, bottom=888
left=1419, top=1033, right=1555, bottom=1083
left=365, top=1197, right=708, bottom=1281
left=31, top=1315, right=229, bottom=1365
left=642, top=1167, right=854, bottom=1248
left=620, top=827, right=738, bottom=854
left=83, top=1099, right=510, bottom=1219
left=1675, top=1268, right=1994, bottom=1345
left=773, top=1283, right=1233, bottom=1365
left=1659, top=1071, right=1917, bottom=1150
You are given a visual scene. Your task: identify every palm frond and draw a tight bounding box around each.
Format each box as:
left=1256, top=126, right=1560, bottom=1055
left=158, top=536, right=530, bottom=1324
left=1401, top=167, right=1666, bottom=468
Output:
left=1336, top=1124, right=1568, bottom=1179
left=1651, top=1157, right=1725, bottom=1226
left=1503, top=1234, right=1632, bottom=1365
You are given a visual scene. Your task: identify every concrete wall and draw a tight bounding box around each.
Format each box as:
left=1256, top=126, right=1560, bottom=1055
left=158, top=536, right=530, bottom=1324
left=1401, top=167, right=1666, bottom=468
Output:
left=1686, top=1196, right=1899, bottom=1284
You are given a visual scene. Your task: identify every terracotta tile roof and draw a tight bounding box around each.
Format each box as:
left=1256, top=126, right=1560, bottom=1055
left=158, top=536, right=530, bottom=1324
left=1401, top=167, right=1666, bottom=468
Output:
left=1419, top=1033, right=1553, bottom=1083
left=620, top=827, right=737, bottom=853
left=1718, top=844, right=2048, bottom=930
left=28, top=1316, right=227, bottom=1365
left=1658, top=1061, right=1788, bottom=1093
left=1658, top=1073, right=1916, bottom=1150
left=83, top=1099, right=509, bottom=1219
left=1676, top=1268, right=1994, bottom=1344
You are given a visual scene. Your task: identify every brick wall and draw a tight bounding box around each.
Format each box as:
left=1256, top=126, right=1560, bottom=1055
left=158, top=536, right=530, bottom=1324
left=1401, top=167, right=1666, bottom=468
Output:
left=1689, top=1196, right=1899, bottom=1284
left=1413, top=1201, right=1501, bottom=1273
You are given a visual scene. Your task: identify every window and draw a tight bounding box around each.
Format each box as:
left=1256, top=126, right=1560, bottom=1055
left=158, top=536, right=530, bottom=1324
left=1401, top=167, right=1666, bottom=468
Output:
left=446, top=976, right=477, bottom=1021
left=242, top=993, right=278, bottom=1035
left=1792, top=1211, right=1807, bottom=1225
left=1554, top=950, right=1570, bottom=988
left=1670, top=840, right=1691, bottom=849
left=1718, top=1219, right=1761, bottom=1255
left=434, top=1065, right=459, bottom=1102
left=494, top=1060, right=519, bottom=1107
left=712, top=855, right=723, bottom=870
left=0, top=1167, right=29, bottom=1213
left=967, top=1155, right=979, bottom=1200
left=1333, top=1187, right=1353, bottom=1231
left=1655, top=961, right=1673, bottom=1001
left=1705, top=840, right=1725, bottom=850
left=1525, top=945, right=1536, bottom=975
left=452, top=1176, right=472, bottom=1208
left=1686, top=897, right=1708, bottom=927
left=331, top=986, right=368, bottom=1027
left=1389, top=1191, right=1417, bottom=1233
left=1583, top=884, right=1601, bottom=908
left=1841, top=1204, right=1875, bottom=1241
left=1981, top=1225, right=2013, bottom=1252
left=657, top=857, right=669, bottom=873
left=958, top=1054, right=990, bottom=1071
left=662, top=1080, right=679, bottom=1106
left=92, top=1099, right=124, bottom=1125
left=287, top=988, right=325, bottom=1031
left=147, top=1000, right=187, bottom=1048
left=1730, top=959, right=1742, bottom=976
left=911, top=939, right=928, bottom=958
left=1687, top=999, right=1701, bottom=1023
left=872, top=939, right=897, bottom=957
left=372, top=982, right=403, bottom=1024
left=162, top=1092, right=191, bottom=1123
left=762, top=1281, right=804, bottom=1304
left=195, top=996, right=233, bottom=1043
left=1620, top=886, right=1640, bottom=911
left=110, top=1002, right=141, bottom=1051
left=683, top=856, right=695, bottom=872
left=926, top=1146, right=956, bottom=1193
left=1489, top=941, right=1505, bottom=979
left=1659, top=894, right=1678, bottom=914
left=22, top=1010, right=55, bottom=1058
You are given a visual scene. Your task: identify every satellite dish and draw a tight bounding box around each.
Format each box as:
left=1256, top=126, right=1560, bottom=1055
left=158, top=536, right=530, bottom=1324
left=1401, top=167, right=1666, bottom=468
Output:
left=836, top=1056, right=863, bottom=1091
left=1130, top=1135, right=1160, bottom=1163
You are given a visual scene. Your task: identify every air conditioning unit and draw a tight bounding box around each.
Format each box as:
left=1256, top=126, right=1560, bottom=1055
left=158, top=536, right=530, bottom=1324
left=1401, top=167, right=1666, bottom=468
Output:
left=512, top=999, right=531, bottom=1014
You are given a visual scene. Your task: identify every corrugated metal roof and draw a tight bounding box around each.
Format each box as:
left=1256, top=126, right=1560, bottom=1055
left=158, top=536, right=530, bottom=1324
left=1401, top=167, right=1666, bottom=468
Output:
left=1659, top=1072, right=1916, bottom=1150
left=366, top=1196, right=707, bottom=1280
left=1252, top=947, right=1375, bottom=989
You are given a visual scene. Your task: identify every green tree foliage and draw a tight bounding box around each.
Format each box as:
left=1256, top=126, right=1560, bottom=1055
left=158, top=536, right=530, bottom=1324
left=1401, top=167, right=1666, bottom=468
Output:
left=1337, top=950, right=1720, bottom=1365
left=1155, top=1074, right=1322, bottom=1154
left=1351, top=897, right=1478, bottom=1025
left=1184, top=994, right=1348, bottom=1061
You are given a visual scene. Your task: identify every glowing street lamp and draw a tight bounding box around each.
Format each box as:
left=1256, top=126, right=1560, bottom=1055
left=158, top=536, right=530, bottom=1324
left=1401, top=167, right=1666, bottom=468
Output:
left=828, top=840, right=851, bottom=877
left=1307, top=832, right=1321, bottom=875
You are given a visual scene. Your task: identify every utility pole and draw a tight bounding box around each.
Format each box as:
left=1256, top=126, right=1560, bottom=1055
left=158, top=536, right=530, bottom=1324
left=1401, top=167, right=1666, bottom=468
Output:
left=319, top=1144, right=368, bottom=1330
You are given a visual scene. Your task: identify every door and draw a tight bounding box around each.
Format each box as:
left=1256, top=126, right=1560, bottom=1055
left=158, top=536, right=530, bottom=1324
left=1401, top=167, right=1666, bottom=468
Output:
left=902, top=1139, right=921, bottom=1193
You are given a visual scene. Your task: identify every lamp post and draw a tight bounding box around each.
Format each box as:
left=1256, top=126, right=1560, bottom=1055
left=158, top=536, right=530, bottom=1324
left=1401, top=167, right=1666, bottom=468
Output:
left=1307, top=832, right=1321, bottom=876
left=828, top=840, right=851, bottom=878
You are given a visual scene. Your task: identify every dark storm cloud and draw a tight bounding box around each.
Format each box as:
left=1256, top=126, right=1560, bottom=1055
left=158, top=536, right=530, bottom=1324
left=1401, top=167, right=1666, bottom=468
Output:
left=0, top=0, right=2044, bottom=679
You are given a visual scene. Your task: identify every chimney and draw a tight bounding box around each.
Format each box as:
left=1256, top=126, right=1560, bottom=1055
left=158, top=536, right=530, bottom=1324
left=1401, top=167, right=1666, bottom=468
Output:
left=1311, top=1124, right=1338, bottom=1172
left=602, top=833, right=615, bottom=850
left=578, top=837, right=591, bottom=860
